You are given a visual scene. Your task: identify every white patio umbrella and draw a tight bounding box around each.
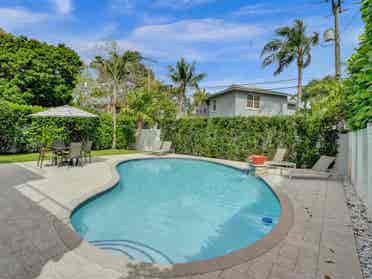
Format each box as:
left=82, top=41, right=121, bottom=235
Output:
left=30, top=105, right=97, bottom=118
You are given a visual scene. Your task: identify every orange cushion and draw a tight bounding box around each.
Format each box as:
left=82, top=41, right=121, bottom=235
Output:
left=247, top=155, right=268, bottom=165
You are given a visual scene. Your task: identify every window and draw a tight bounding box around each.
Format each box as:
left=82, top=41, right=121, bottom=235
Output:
left=247, top=95, right=260, bottom=109
left=212, top=100, right=217, bottom=112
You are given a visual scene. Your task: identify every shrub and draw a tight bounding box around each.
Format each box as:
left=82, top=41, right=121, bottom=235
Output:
left=0, top=101, right=136, bottom=153
left=94, top=112, right=136, bottom=150
left=345, top=0, right=372, bottom=130
left=94, top=113, right=113, bottom=150
left=117, top=112, right=136, bottom=149
left=25, top=117, right=100, bottom=151
left=0, top=100, right=42, bottom=153
left=162, top=115, right=338, bottom=167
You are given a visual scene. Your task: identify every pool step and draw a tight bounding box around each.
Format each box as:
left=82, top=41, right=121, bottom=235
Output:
left=89, top=240, right=173, bottom=264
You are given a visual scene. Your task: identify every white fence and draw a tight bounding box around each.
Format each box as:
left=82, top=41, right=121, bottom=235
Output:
left=346, top=123, right=372, bottom=220
left=137, top=129, right=161, bottom=151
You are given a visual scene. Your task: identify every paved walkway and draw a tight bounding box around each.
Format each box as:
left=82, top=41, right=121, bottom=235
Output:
left=0, top=164, right=81, bottom=279
left=0, top=154, right=364, bottom=279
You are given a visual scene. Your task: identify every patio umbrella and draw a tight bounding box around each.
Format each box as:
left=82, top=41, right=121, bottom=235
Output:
left=30, top=105, right=98, bottom=118
left=30, top=106, right=98, bottom=168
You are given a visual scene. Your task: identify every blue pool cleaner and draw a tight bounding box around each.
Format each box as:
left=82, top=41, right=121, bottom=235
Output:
left=262, top=217, right=273, bottom=224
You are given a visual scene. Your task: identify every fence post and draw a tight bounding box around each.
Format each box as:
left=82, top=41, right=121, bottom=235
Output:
left=335, top=133, right=348, bottom=177
left=368, top=122, right=372, bottom=220
left=350, top=132, right=356, bottom=185
left=357, top=130, right=366, bottom=198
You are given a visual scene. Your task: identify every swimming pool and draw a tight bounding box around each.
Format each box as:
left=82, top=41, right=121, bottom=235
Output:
left=71, top=158, right=281, bottom=264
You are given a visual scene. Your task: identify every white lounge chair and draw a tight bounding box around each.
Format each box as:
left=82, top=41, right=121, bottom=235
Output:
left=152, top=141, right=173, bottom=155
left=264, top=148, right=296, bottom=168
left=286, top=156, right=336, bottom=179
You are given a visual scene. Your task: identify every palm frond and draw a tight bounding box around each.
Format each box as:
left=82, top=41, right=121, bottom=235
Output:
left=261, top=39, right=282, bottom=57
left=275, top=26, right=292, bottom=37
left=262, top=54, right=276, bottom=67
left=274, top=50, right=295, bottom=75
left=261, top=19, right=319, bottom=77
left=303, top=53, right=312, bottom=68
left=311, top=32, right=320, bottom=46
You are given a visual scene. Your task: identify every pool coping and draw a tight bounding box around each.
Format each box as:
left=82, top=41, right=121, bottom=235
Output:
left=56, top=154, right=294, bottom=277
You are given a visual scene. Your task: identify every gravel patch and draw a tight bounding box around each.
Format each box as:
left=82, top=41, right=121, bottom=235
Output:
left=343, top=181, right=372, bottom=279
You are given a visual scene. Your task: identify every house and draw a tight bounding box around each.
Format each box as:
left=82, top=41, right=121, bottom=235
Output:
left=206, top=85, right=296, bottom=117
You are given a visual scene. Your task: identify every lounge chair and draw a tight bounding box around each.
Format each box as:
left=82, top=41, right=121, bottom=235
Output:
left=286, top=156, right=336, bottom=179
left=264, top=148, right=296, bottom=168
left=152, top=141, right=173, bottom=155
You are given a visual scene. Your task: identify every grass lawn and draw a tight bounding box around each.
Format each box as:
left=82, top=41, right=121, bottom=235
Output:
left=0, top=149, right=140, bottom=164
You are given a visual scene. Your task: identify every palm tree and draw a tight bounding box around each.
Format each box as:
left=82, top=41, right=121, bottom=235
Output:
left=168, top=58, right=206, bottom=115
left=91, top=44, right=143, bottom=148
left=124, top=89, right=177, bottom=146
left=192, top=88, right=208, bottom=115
left=124, top=89, right=154, bottom=146
left=261, top=20, right=319, bottom=109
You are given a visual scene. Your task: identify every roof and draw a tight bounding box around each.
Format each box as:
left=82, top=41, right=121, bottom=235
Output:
left=207, top=85, right=290, bottom=100
left=30, top=105, right=98, bottom=118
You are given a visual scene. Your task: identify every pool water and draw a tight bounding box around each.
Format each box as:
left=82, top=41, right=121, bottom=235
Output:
left=71, top=158, right=281, bottom=264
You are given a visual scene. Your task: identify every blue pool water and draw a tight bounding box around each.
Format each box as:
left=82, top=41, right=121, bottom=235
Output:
left=71, top=158, right=281, bottom=264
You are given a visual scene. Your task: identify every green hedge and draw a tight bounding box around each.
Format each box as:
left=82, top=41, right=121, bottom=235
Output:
left=0, top=101, right=40, bottom=153
left=345, top=0, right=372, bottom=130
left=0, top=101, right=136, bottom=153
left=162, top=115, right=338, bottom=167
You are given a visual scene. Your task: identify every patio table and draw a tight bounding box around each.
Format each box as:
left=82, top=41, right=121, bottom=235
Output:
left=50, top=145, right=69, bottom=166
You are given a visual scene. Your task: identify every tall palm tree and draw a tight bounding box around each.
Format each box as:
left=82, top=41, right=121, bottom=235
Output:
left=261, top=20, right=319, bottom=109
left=168, top=58, right=206, bottom=115
left=91, top=44, right=143, bottom=148
left=193, top=88, right=208, bottom=115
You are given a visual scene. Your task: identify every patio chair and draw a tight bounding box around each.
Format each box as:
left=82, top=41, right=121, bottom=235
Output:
left=286, top=156, right=336, bottom=180
left=64, top=142, right=83, bottom=166
left=50, top=139, right=66, bottom=165
left=151, top=141, right=173, bottom=156
left=37, top=143, right=49, bottom=168
left=82, top=141, right=92, bottom=163
left=51, top=139, right=65, bottom=148
left=264, top=148, right=296, bottom=168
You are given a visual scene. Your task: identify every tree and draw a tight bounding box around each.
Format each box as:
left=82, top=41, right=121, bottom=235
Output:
left=168, top=58, right=206, bottom=115
left=73, top=68, right=98, bottom=107
left=91, top=43, right=144, bottom=148
left=192, top=88, right=208, bottom=115
left=261, top=20, right=319, bottom=109
left=345, top=0, right=372, bottom=130
left=0, top=32, right=83, bottom=106
left=303, top=76, right=346, bottom=122
left=124, top=89, right=177, bottom=145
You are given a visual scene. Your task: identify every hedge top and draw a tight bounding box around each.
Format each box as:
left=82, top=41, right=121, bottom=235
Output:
left=30, top=105, right=98, bottom=118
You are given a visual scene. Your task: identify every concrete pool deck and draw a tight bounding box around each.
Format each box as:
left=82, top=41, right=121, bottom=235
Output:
left=0, top=153, right=364, bottom=279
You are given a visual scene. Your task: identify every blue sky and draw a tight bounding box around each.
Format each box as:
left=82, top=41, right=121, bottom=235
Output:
left=0, top=0, right=364, bottom=94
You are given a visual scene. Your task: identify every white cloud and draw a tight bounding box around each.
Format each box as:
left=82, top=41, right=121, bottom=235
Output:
left=234, top=4, right=282, bottom=16
left=51, top=0, right=73, bottom=15
left=70, top=19, right=264, bottom=63
left=0, top=7, right=49, bottom=31
left=132, top=19, right=262, bottom=42
left=152, top=0, right=215, bottom=9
